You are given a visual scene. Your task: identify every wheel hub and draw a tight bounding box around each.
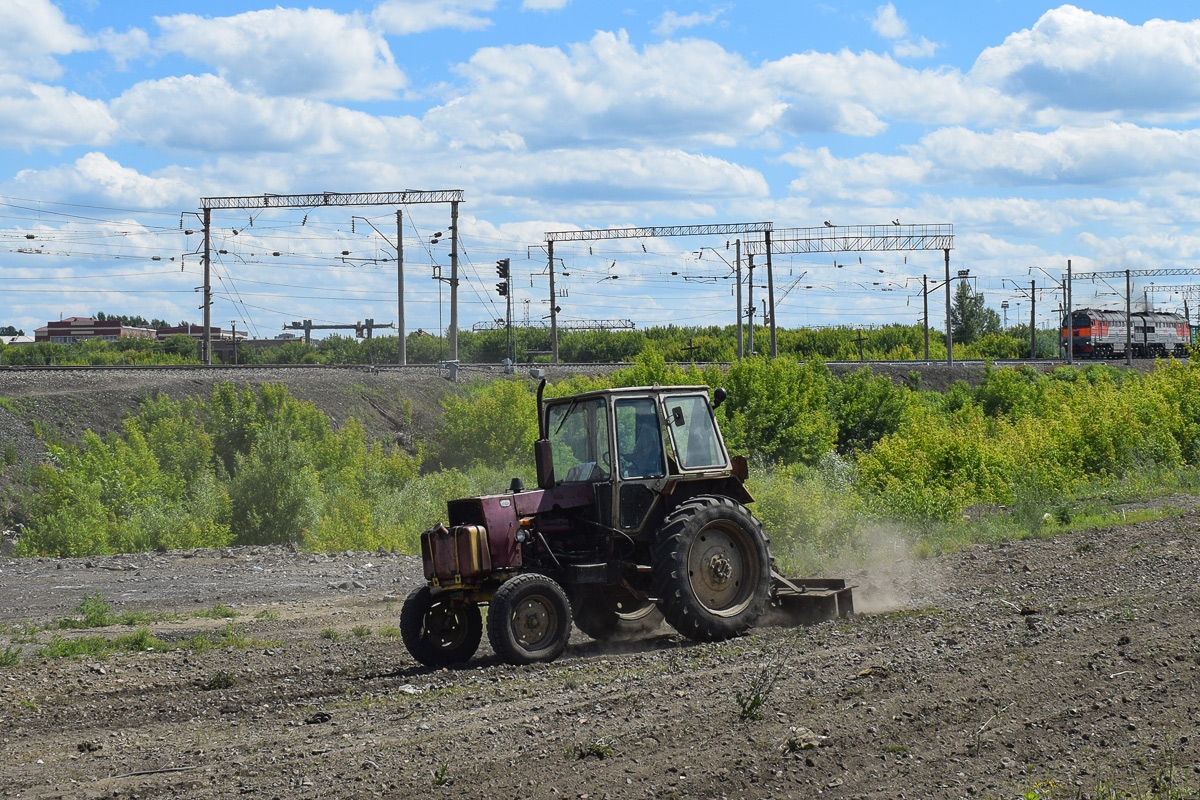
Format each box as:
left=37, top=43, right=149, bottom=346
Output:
left=425, top=602, right=469, bottom=648
left=686, top=526, right=753, bottom=613
left=708, top=553, right=733, bottom=584
left=514, top=598, right=553, bottom=646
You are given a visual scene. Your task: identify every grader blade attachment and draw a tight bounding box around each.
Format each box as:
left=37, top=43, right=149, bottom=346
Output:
left=766, top=571, right=855, bottom=626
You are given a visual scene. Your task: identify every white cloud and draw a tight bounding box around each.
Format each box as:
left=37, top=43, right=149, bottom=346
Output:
left=972, top=5, right=1200, bottom=119
left=428, top=31, right=778, bottom=149
left=870, top=3, right=938, bottom=59
left=10, top=152, right=196, bottom=209
left=96, top=27, right=152, bottom=70
left=372, top=0, right=495, bottom=35
left=467, top=147, right=769, bottom=201
left=522, top=0, right=571, bottom=10
left=893, top=36, right=937, bottom=59
left=766, top=50, right=1016, bottom=132
left=919, top=124, right=1200, bottom=185
left=871, top=3, right=907, bottom=39
left=0, top=75, right=116, bottom=150
left=154, top=8, right=406, bottom=101
left=654, top=9, right=725, bottom=37
left=782, top=123, right=1200, bottom=206
left=0, top=0, right=92, bottom=79
left=110, top=74, right=433, bottom=156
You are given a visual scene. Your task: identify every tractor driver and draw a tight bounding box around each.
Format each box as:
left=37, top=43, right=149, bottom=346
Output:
left=620, top=406, right=665, bottom=479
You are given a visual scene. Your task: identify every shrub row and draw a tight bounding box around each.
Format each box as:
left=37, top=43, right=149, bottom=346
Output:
left=9, top=355, right=1200, bottom=563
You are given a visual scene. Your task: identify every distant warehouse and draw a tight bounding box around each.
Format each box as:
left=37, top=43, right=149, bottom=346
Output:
left=35, top=316, right=157, bottom=344
left=33, top=318, right=242, bottom=344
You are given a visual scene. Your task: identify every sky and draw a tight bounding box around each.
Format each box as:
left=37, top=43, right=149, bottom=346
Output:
left=4, top=0, right=1200, bottom=342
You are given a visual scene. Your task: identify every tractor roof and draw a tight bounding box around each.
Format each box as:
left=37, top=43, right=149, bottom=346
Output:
left=544, top=385, right=713, bottom=403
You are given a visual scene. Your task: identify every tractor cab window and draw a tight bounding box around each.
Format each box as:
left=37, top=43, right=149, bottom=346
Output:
left=547, top=397, right=610, bottom=483
left=665, top=395, right=725, bottom=470
left=615, top=398, right=665, bottom=479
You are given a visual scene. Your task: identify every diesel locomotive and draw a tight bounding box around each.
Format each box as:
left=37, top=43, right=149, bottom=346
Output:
left=1063, top=308, right=1191, bottom=359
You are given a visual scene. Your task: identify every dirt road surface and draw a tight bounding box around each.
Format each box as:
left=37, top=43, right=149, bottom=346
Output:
left=2, top=505, right=1199, bottom=800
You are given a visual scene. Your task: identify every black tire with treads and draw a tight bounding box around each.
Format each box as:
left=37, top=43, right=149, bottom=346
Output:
left=400, top=584, right=482, bottom=667
left=651, top=495, right=771, bottom=642
left=487, top=573, right=573, bottom=665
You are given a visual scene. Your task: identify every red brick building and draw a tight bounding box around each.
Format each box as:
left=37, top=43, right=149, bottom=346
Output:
left=157, top=324, right=243, bottom=342
left=34, top=317, right=157, bottom=344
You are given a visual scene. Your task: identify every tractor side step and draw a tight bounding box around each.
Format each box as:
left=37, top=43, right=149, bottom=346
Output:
left=767, top=571, right=855, bottom=626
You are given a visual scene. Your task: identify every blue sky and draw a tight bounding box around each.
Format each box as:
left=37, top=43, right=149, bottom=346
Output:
left=4, top=1, right=1200, bottom=341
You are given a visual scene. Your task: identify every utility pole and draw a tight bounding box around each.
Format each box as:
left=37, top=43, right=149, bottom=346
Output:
left=1066, top=258, right=1073, bottom=365
left=1030, top=280, right=1036, bottom=359
left=230, top=321, right=237, bottom=365
left=448, top=199, right=460, bottom=361
left=765, top=229, right=777, bottom=358
left=922, top=274, right=929, bottom=360
left=944, top=248, right=953, bottom=366
left=1126, top=269, right=1132, bottom=366
left=746, top=254, right=755, bottom=356
left=735, top=238, right=743, bottom=359
left=548, top=241, right=559, bottom=363
left=397, top=209, right=405, bottom=365
left=201, top=208, right=212, bottom=365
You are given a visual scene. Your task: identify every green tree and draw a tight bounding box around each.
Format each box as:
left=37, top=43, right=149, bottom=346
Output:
left=228, top=426, right=320, bottom=546
left=950, top=282, right=1001, bottom=346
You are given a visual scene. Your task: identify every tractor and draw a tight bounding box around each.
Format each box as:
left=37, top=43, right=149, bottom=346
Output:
left=400, top=382, right=853, bottom=667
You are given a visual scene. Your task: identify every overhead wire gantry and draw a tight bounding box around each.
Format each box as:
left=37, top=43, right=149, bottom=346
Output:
left=197, top=190, right=464, bottom=365
left=742, top=224, right=957, bottom=362
left=542, top=222, right=772, bottom=363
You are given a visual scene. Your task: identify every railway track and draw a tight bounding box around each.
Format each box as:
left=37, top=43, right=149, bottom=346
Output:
left=0, top=357, right=1157, bottom=375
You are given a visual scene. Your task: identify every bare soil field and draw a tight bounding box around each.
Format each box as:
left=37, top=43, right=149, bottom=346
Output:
left=1, top=362, right=1193, bottom=800
left=2, top=506, right=1199, bottom=800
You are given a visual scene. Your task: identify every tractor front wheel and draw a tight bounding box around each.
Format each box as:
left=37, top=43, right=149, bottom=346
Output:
left=652, top=495, right=771, bottom=642
left=487, top=573, right=573, bottom=665
left=400, top=585, right=482, bottom=667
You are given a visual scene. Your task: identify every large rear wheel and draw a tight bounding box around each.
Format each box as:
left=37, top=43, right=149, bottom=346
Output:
left=400, top=585, right=482, bottom=667
left=487, top=573, right=573, bottom=665
left=651, top=495, right=771, bottom=642
left=572, top=588, right=664, bottom=642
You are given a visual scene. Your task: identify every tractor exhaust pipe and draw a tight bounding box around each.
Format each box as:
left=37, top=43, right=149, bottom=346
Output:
left=534, top=378, right=554, bottom=488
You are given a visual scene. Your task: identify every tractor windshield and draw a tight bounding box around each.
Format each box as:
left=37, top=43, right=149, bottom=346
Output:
left=664, top=395, right=725, bottom=470
left=546, top=397, right=611, bottom=483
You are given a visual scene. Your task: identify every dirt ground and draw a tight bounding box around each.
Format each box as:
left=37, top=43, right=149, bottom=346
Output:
left=1, top=362, right=1193, bottom=800
left=2, top=505, right=1199, bottom=800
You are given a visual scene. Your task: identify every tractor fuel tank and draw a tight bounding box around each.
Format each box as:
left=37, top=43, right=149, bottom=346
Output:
left=421, top=523, right=493, bottom=582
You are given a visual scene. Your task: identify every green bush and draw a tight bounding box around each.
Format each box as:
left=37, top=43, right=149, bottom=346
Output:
left=718, top=356, right=836, bottom=467
left=434, top=379, right=539, bottom=471
left=229, top=425, right=321, bottom=546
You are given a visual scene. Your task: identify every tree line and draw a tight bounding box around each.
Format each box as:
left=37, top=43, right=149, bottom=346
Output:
left=0, top=287, right=1061, bottom=365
